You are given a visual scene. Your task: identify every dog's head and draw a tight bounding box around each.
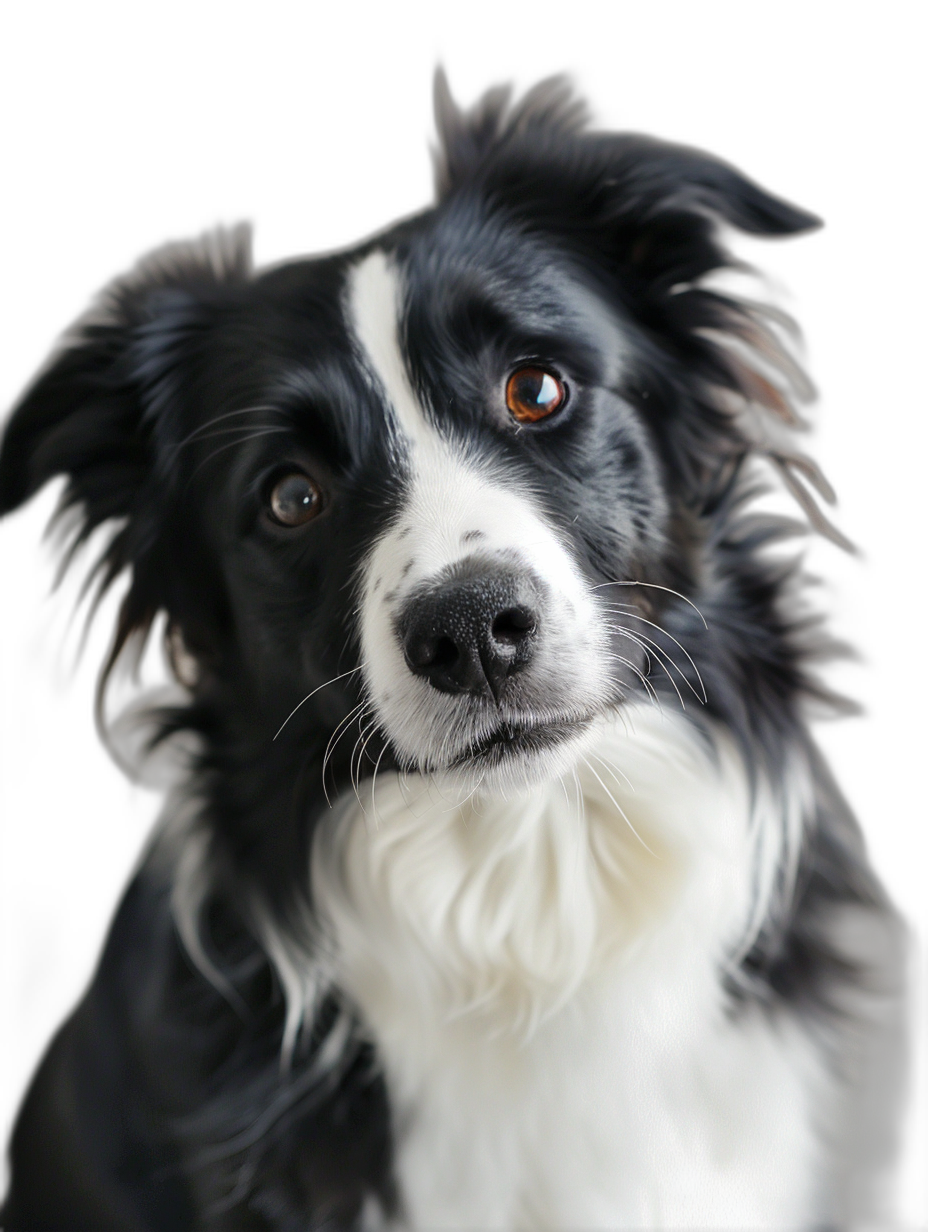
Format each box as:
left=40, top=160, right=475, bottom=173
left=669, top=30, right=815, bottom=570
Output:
left=0, top=77, right=823, bottom=798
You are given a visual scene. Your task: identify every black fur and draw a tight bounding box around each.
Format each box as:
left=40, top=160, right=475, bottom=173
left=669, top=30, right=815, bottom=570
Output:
left=0, top=76, right=900, bottom=1228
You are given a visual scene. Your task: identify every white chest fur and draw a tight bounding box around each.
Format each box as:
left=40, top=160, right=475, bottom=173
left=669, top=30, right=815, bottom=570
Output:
left=314, top=709, right=824, bottom=1228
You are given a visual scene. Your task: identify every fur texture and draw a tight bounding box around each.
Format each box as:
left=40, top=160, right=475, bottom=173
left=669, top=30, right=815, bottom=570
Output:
left=0, top=74, right=907, bottom=1229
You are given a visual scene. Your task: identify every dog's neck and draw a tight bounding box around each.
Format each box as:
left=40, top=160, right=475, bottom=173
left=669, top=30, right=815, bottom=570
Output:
left=308, top=707, right=817, bottom=1228
left=313, top=708, right=803, bottom=1039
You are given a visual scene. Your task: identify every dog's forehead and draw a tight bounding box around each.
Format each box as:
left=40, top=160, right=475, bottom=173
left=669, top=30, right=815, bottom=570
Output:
left=341, top=226, right=626, bottom=440
left=218, top=214, right=629, bottom=475
left=399, top=209, right=627, bottom=369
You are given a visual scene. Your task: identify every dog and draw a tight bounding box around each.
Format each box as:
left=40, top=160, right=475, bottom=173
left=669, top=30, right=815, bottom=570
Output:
left=0, top=73, right=908, bottom=1229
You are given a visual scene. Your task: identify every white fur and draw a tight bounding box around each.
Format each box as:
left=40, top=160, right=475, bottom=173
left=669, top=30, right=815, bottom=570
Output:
left=347, top=250, right=613, bottom=787
left=314, top=707, right=827, bottom=1228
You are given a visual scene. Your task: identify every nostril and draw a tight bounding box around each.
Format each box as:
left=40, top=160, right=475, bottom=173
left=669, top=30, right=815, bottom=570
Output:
left=405, top=634, right=460, bottom=671
left=491, top=606, right=536, bottom=645
left=429, top=636, right=459, bottom=668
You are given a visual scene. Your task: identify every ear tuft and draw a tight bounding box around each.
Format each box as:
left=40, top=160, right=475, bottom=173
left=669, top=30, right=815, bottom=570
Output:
left=433, top=67, right=589, bottom=199
left=660, top=146, right=818, bottom=240
left=626, top=142, right=821, bottom=236
left=432, top=73, right=819, bottom=242
left=0, top=223, right=252, bottom=518
left=90, top=222, right=253, bottom=329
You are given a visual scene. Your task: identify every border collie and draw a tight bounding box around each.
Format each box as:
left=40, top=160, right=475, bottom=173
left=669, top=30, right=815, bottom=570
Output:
left=0, top=74, right=908, bottom=1229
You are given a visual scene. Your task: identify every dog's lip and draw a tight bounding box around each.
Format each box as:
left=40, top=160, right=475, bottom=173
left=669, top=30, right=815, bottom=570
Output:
left=449, top=713, right=595, bottom=767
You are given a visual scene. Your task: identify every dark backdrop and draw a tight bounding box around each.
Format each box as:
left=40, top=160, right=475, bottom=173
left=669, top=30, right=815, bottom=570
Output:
left=0, top=19, right=921, bottom=1222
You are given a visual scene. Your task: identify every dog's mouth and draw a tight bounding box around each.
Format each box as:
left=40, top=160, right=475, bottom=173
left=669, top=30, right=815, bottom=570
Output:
left=448, top=713, right=595, bottom=769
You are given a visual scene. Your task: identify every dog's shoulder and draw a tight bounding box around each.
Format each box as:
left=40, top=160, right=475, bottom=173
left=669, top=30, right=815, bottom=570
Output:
left=3, top=872, right=193, bottom=1228
left=3, top=860, right=398, bottom=1230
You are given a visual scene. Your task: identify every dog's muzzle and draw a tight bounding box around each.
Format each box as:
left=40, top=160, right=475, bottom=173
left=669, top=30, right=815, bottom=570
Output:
left=360, top=497, right=611, bottom=786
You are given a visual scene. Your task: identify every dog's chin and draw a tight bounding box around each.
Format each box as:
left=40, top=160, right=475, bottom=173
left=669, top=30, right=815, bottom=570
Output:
left=419, top=714, right=600, bottom=800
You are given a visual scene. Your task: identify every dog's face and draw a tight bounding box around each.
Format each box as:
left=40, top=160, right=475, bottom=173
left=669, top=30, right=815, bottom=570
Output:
left=0, top=83, right=819, bottom=800
left=349, top=225, right=667, bottom=790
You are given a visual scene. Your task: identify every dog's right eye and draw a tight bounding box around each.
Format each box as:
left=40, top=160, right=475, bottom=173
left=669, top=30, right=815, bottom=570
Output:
left=267, top=471, right=323, bottom=526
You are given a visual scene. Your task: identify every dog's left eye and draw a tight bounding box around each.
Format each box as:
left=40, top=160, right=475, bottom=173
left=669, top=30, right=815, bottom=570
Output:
left=506, top=366, right=567, bottom=423
left=267, top=471, right=323, bottom=526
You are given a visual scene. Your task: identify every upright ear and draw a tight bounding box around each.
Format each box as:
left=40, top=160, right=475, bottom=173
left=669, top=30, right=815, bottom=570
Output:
left=0, top=225, right=253, bottom=660
left=433, top=69, right=819, bottom=278
left=433, top=70, right=591, bottom=200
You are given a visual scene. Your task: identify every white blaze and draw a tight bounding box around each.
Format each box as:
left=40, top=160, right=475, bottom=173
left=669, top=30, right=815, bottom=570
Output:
left=346, top=249, right=610, bottom=784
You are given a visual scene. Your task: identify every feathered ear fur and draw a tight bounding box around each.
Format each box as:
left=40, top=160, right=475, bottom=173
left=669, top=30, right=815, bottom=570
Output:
left=433, top=70, right=591, bottom=199
left=433, top=68, right=818, bottom=241
left=0, top=225, right=252, bottom=516
left=0, top=224, right=253, bottom=678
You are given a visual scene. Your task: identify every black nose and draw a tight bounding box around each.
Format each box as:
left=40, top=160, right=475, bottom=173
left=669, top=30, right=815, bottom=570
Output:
left=400, top=567, right=540, bottom=699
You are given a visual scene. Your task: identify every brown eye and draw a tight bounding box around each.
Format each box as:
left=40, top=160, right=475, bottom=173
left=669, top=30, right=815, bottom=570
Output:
left=268, top=472, right=323, bottom=526
left=505, top=366, right=566, bottom=423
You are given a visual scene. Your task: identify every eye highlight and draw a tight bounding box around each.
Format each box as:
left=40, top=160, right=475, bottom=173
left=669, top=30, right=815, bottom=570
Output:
left=267, top=471, right=323, bottom=527
left=505, top=366, right=567, bottom=423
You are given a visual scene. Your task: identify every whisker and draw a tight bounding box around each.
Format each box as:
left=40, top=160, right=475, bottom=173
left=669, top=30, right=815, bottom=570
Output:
left=165, top=405, right=286, bottom=461
left=600, top=648, right=663, bottom=709
left=603, top=620, right=695, bottom=708
left=321, top=701, right=368, bottom=807
left=571, top=766, right=586, bottom=831
left=606, top=624, right=656, bottom=674
left=589, top=750, right=636, bottom=795
left=581, top=756, right=657, bottom=856
left=273, top=667, right=363, bottom=741
left=369, top=741, right=391, bottom=830
left=334, top=705, right=373, bottom=810
left=185, top=427, right=293, bottom=488
left=457, top=768, right=488, bottom=813
left=592, top=580, right=709, bottom=630
left=600, top=606, right=707, bottom=704
left=558, top=773, right=573, bottom=812
left=604, top=625, right=687, bottom=711
left=357, top=719, right=381, bottom=776
left=427, top=772, right=461, bottom=812
left=350, top=716, right=380, bottom=812
left=186, top=421, right=287, bottom=446
left=397, top=766, right=416, bottom=810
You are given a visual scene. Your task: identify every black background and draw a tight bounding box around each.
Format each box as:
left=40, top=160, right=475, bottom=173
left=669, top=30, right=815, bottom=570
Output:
left=0, top=16, right=921, bottom=1222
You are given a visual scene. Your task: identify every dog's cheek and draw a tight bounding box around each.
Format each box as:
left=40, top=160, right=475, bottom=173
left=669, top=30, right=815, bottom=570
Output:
left=359, top=546, right=425, bottom=759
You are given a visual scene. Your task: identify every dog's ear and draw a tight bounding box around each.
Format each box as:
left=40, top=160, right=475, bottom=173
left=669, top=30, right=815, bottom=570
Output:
left=433, top=70, right=591, bottom=201
left=0, top=224, right=251, bottom=518
left=0, top=226, right=253, bottom=694
left=428, top=70, right=818, bottom=248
